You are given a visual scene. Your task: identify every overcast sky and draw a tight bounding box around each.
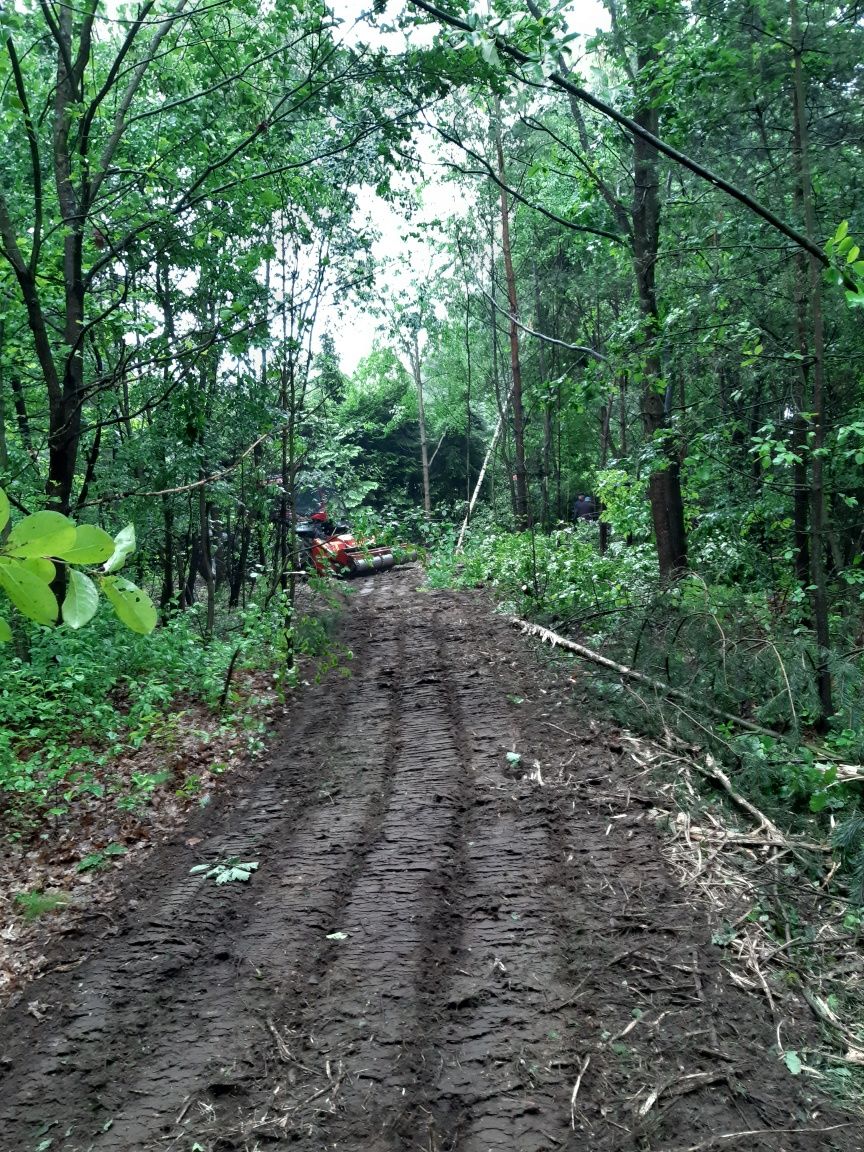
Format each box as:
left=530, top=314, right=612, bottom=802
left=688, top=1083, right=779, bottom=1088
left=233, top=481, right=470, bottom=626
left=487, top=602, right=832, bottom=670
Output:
left=324, top=1, right=611, bottom=373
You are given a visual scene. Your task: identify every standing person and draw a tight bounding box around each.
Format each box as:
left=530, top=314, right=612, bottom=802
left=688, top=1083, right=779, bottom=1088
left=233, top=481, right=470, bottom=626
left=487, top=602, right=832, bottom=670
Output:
left=572, top=493, right=598, bottom=522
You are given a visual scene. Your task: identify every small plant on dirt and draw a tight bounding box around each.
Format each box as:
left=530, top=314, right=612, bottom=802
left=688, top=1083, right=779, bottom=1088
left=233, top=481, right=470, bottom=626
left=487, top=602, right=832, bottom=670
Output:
left=77, top=842, right=127, bottom=872
left=189, top=858, right=259, bottom=884
left=14, top=891, right=70, bottom=919
left=115, top=768, right=173, bottom=811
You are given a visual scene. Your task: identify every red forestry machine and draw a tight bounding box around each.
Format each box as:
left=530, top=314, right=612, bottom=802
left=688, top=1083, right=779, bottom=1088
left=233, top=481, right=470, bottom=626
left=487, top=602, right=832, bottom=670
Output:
left=295, top=509, right=395, bottom=577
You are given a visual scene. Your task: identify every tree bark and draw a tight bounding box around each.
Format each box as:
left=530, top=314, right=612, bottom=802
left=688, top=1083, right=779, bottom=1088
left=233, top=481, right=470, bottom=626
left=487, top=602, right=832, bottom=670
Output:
left=631, top=21, right=687, bottom=578
left=790, top=0, right=832, bottom=724
left=494, top=104, right=529, bottom=530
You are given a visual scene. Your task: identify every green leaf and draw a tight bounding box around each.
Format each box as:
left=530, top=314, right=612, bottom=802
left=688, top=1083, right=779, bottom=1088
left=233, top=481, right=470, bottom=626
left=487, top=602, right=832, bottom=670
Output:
left=506, top=751, right=522, bottom=766
left=0, top=487, right=9, bottom=532
left=20, top=557, right=56, bottom=583
left=847, top=245, right=861, bottom=265
left=62, top=569, right=100, bottom=629
left=4, top=510, right=76, bottom=559
left=0, top=616, right=11, bottom=642
left=834, top=220, right=849, bottom=243
left=103, top=524, right=136, bottom=573
left=784, top=1050, right=802, bottom=1075
left=55, top=524, right=115, bottom=565
left=219, top=862, right=258, bottom=883
left=0, top=558, right=59, bottom=624
left=191, top=858, right=259, bottom=884
left=479, top=37, right=499, bottom=65
left=101, top=575, right=157, bottom=634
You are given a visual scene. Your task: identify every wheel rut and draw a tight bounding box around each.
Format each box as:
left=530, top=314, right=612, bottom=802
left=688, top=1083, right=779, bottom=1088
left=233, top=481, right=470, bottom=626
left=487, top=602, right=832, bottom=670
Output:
left=0, top=568, right=858, bottom=1152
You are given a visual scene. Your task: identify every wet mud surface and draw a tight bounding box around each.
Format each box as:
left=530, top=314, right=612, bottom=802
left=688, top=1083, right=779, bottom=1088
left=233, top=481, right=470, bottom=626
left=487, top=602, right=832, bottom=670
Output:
left=0, top=568, right=858, bottom=1151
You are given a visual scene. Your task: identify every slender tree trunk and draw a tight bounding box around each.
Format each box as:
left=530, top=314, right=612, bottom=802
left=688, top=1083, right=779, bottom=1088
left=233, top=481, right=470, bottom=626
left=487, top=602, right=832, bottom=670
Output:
left=0, top=321, right=8, bottom=540
left=556, top=378, right=563, bottom=520
left=48, top=7, right=87, bottom=516
left=619, top=372, right=628, bottom=457
left=599, top=398, right=613, bottom=554
left=792, top=259, right=812, bottom=586
left=632, top=32, right=687, bottom=577
left=790, top=0, right=832, bottom=724
left=160, top=497, right=175, bottom=612
left=465, top=279, right=473, bottom=509
left=199, top=484, right=215, bottom=636
left=409, top=329, right=432, bottom=515
left=494, top=106, right=529, bottom=529
left=534, top=261, right=553, bottom=529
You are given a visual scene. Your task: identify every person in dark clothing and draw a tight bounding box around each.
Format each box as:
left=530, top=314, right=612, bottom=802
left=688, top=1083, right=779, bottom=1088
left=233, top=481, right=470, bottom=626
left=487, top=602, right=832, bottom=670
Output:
left=572, top=493, right=598, bottom=522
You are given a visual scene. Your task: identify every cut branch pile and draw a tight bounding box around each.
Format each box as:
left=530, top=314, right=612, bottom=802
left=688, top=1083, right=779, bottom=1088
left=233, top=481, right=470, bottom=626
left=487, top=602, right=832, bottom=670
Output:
left=617, top=731, right=864, bottom=1073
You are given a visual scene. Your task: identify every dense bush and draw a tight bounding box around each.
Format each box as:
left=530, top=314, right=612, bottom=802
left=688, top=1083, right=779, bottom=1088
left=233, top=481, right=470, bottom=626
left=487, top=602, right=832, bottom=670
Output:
left=0, top=599, right=286, bottom=828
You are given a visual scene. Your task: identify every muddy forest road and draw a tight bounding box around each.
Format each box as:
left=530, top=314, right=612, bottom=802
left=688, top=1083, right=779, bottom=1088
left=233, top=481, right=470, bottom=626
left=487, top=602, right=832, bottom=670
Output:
left=0, top=569, right=858, bottom=1152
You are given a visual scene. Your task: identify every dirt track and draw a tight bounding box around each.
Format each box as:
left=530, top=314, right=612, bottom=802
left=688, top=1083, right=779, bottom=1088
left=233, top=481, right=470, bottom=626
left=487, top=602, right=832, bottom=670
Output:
left=0, top=568, right=858, bottom=1151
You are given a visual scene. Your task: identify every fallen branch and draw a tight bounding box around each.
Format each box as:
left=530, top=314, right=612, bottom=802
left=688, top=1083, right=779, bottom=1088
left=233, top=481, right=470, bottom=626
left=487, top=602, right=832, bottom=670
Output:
left=508, top=616, right=785, bottom=740
left=456, top=388, right=512, bottom=553
left=569, top=1054, right=590, bottom=1130
left=692, top=756, right=783, bottom=842
left=508, top=615, right=864, bottom=780
left=801, top=985, right=864, bottom=1061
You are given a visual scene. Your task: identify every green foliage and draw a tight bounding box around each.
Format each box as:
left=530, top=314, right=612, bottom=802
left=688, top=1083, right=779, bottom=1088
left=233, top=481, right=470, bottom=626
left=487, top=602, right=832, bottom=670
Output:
left=831, top=815, right=864, bottom=905
left=0, top=592, right=278, bottom=827
left=429, top=519, right=657, bottom=625
left=14, top=891, right=70, bottom=920
left=0, top=490, right=155, bottom=637
left=428, top=508, right=864, bottom=898
left=77, top=843, right=127, bottom=873
left=190, top=858, right=259, bottom=885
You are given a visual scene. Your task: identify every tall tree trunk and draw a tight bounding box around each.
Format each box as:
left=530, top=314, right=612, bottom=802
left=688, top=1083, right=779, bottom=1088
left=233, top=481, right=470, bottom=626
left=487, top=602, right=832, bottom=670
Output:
left=0, top=320, right=8, bottom=529
left=790, top=0, right=832, bottom=724
left=199, top=483, right=215, bottom=637
left=494, top=106, right=529, bottom=530
left=465, top=278, right=473, bottom=509
left=409, top=329, right=432, bottom=515
left=48, top=5, right=86, bottom=516
left=160, top=497, right=175, bottom=612
left=534, top=261, right=553, bottom=529
left=631, top=28, right=687, bottom=577
left=599, top=398, right=613, bottom=554
left=792, top=258, right=812, bottom=586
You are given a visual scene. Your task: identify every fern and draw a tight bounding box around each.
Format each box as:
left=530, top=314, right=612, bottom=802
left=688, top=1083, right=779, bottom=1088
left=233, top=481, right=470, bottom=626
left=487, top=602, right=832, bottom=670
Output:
left=848, top=850, right=864, bottom=907
left=831, top=814, right=864, bottom=853
left=831, top=815, right=864, bottom=904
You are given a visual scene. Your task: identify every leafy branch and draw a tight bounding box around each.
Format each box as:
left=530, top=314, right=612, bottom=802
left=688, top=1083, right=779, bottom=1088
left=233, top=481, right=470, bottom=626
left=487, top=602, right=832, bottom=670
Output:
left=0, top=487, right=156, bottom=640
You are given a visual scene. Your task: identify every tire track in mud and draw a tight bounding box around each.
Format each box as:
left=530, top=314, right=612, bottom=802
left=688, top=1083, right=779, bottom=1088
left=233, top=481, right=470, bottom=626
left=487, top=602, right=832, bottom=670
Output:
left=258, top=600, right=580, bottom=1151
left=263, top=601, right=479, bottom=1149
left=0, top=570, right=859, bottom=1152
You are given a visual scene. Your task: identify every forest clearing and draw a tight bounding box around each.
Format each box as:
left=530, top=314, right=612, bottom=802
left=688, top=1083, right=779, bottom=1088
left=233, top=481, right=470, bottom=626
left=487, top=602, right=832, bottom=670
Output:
left=2, top=0, right=864, bottom=1148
